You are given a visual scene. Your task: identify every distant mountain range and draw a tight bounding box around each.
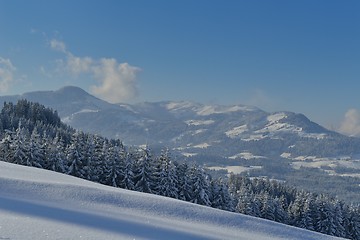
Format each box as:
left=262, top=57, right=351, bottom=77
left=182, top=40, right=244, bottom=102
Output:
left=2, top=86, right=360, bottom=202
left=1, top=86, right=359, bottom=161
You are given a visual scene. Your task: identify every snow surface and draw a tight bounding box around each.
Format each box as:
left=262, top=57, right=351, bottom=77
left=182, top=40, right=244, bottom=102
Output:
left=225, top=125, right=248, bottom=138
left=229, top=152, right=266, bottom=160
left=208, top=165, right=263, bottom=175
left=0, top=162, right=343, bottom=240
left=185, top=119, right=215, bottom=126
left=196, top=105, right=255, bottom=116
left=193, top=143, right=211, bottom=149
left=62, top=109, right=99, bottom=124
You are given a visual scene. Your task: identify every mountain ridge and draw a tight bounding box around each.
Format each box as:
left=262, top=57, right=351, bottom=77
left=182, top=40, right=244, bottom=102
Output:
left=2, top=86, right=360, bottom=202
left=0, top=86, right=355, bottom=157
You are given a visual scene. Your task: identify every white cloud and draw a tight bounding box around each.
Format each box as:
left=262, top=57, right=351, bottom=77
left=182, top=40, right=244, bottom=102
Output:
left=50, top=38, right=140, bottom=103
left=91, top=59, right=140, bottom=103
left=338, top=109, right=360, bottom=137
left=50, top=39, right=67, bottom=53
left=66, top=54, right=93, bottom=76
left=0, top=57, right=16, bottom=93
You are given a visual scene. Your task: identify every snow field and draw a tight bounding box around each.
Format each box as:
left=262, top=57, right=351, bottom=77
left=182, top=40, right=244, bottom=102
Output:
left=0, top=161, right=343, bottom=240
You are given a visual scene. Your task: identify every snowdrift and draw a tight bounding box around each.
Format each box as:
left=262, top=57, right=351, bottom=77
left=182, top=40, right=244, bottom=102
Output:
left=0, top=161, right=342, bottom=240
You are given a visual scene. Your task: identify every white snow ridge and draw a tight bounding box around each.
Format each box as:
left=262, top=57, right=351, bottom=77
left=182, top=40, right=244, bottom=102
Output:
left=0, top=161, right=342, bottom=240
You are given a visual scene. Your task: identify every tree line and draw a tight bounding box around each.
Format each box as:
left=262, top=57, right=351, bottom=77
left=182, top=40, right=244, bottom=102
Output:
left=0, top=100, right=360, bottom=239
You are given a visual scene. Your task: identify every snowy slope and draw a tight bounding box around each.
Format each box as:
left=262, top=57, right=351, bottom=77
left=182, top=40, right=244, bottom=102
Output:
left=0, top=162, right=342, bottom=240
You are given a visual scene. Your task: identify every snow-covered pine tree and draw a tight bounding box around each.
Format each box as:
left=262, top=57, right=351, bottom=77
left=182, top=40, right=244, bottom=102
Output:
left=176, top=162, right=193, bottom=201
left=236, top=187, right=254, bottom=215
left=27, top=127, right=45, bottom=168
left=133, top=146, right=155, bottom=194
left=189, top=165, right=211, bottom=206
left=89, top=135, right=106, bottom=183
left=315, top=194, right=336, bottom=236
left=47, top=132, right=67, bottom=173
left=11, top=121, right=29, bottom=166
left=297, top=194, right=315, bottom=231
left=333, top=200, right=346, bottom=238
left=66, top=131, right=87, bottom=179
left=157, top=148, right=178, bottom=199
left=0, top=130, right=13, bottom=163
left=347, top=206, right=360, bottom=240
left=120, top=150, right=135, bottom=190
left=210, top=178, right=234, bottom=211
left=260, top=193, right=276, bottom=221
left=288, top=191, right=306, bottom=227
left=103, top=144, right=125, bottom=188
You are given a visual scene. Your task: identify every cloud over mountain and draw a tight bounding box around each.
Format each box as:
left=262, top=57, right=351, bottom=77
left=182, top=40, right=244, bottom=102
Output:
left=50, top=39, right=140, bottom=103
left=339, top=109, right=360, bottom=137
left=0, top=57, right=16, bottom=93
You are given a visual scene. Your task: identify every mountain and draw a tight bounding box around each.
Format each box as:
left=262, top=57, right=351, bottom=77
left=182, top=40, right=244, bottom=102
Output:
left=2, top=86, right=360, bottom=202
left=0, top=161, right=343, bottom=240
left=1, top=86, right=358, bottom=159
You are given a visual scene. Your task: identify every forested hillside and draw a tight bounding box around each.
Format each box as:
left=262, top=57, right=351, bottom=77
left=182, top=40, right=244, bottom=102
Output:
left=1, top=100, right=360, bottom=239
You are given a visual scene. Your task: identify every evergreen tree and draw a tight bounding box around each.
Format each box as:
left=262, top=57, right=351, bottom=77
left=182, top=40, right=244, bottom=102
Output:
left=27, top=127, right=45, bottom=168
left=260, top=193, right=276, bottom=221
left=157, top=148, right=178, bottom=199
left=315, top=195, right=336, bottom=236
left=103, top=145, right=124, bottom=188
left=120, top=151, right=135, bottom=190
left=47, top=133, right=67, bottom=173
left=347, top=206, right=360, bottom=240
left=210, top=178, right=234, bottom=211
left=0, top=131, right=13, bottom=163
left=133, top=146, right=154, bottom=194
left=11, top=122, right=29, bottom=165
left=189, top=166, right=211, bottom=206
left=89, top=135, right=106, bottom=183
left=236, top=188, right=254, bottom=215
left=333, top=200, right=346, bottom=238
left=298, top=194, right=315, bottom=231
left=176, top=162, right=193, bottom=201
left=66, top=131, right=87, bottom=178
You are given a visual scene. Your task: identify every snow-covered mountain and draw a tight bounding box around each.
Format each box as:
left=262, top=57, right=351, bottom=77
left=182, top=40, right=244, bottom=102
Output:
left=2, top=86, right=360, bottom=202
left=1, top=86, right=359, bottom=161
left=0, top=161, right=343, bottom=240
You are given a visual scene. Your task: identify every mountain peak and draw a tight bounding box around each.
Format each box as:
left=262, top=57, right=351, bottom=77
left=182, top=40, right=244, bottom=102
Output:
left=56, top=86, right=90, bottom=97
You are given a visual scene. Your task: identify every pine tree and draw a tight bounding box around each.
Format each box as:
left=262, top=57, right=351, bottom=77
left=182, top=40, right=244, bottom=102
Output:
left=288, top=191, right=309, bottom=227
left=103, top=145, right=124, bottom=188
left=0, top=131, right=13, bottom=163
left=157, top=148, right=178, bottom=199
left=298, top=194, right=315, bottom=231
left=347, top=206, right=360, bottom=240
left=89, top=135, right=106, bottom=183
left=120, top=151, right=135, bottom=190
left=176, top=162, right=193, bottom=202
left=260, top=193, right=276, bottom=221
left=211, top=178, right=234, bottom=211
left=333, top=200, right=346, bottom=238
left=189, top=166, right=211, bottom=206
left=48, top=133, right=67, bottom=173
left=315, top=195, right=336, bottom=236
left=236, top=187, right=254, bottom=215
left=27, top=127, right=45, bottom=168
left=66, top=131, right=87, bottom=178
left=133, top=146, right=154, bottom=194
left=11, top=122, right=29, bottom=165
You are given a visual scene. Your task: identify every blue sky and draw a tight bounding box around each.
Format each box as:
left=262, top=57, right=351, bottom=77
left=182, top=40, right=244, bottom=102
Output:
left=0, top=0, right=359, bottom=134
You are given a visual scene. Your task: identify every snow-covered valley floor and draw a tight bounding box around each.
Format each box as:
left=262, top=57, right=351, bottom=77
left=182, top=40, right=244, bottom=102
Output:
left=0, top=161, right=343, bottom=240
